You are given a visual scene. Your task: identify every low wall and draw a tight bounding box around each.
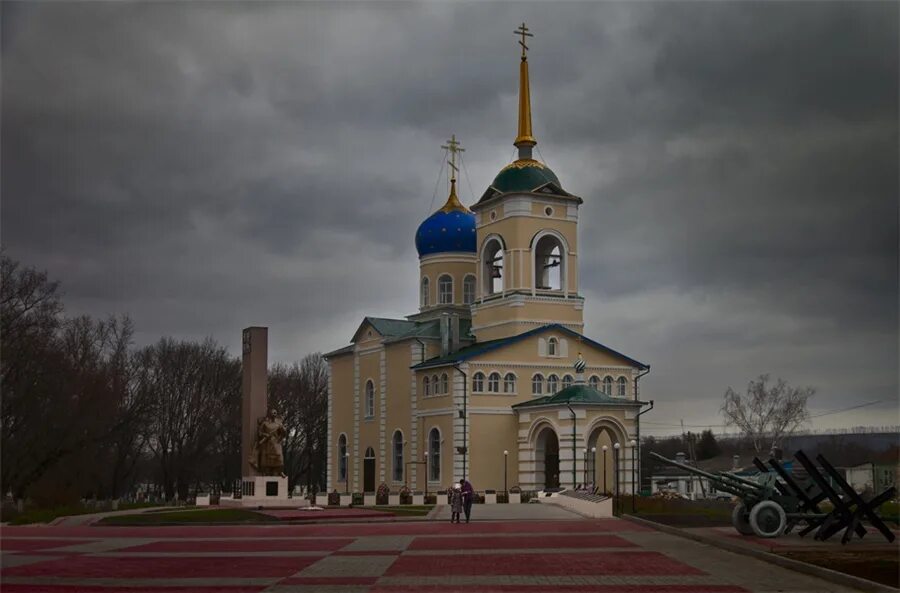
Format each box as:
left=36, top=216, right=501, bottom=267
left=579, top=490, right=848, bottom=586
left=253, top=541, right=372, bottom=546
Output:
left=540, top=495, right=613, bottom=518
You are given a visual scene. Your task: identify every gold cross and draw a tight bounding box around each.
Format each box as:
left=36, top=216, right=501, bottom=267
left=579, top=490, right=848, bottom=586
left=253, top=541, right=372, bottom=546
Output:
left=441, top=134, right=465, bottom=181
left=515, top=22, right=533, bottom=58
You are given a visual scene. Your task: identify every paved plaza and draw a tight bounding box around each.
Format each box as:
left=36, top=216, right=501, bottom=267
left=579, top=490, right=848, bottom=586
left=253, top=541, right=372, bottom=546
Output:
left=0, top=508, right=871, bottom=593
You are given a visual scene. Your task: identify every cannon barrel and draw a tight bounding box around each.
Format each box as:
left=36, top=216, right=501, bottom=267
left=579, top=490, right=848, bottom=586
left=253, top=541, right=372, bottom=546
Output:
left=649, top=452, right=764, bottom=495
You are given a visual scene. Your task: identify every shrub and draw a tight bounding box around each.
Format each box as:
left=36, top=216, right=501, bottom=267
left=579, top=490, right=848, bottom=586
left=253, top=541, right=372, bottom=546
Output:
left=399, top=486, right=412, bottom=505
left=352, top=493, right=363, bottom=506
left=328, top=490, right=340, bottom=506
left=376, top=483, right=390, bottom=505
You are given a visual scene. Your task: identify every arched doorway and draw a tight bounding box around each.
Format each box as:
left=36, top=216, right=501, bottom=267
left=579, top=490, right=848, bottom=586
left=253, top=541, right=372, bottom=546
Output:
left=363, top=447, right=376, bottom=493
left=536, top=427, right=560, bottom=489
left=586, top=421, right=627, bottom=495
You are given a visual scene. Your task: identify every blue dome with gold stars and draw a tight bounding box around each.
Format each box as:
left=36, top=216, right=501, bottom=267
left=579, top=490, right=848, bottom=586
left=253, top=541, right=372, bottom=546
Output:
left=415, top=180, right=477, bottom=257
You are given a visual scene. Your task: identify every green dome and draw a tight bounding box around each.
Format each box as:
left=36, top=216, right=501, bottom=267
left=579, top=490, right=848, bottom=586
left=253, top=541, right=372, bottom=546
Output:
left=478, top=159, right=567, bottom=204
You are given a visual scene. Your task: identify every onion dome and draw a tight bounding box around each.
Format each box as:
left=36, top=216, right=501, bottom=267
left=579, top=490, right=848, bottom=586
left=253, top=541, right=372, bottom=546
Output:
left=415, top=179, right=477, bottom=257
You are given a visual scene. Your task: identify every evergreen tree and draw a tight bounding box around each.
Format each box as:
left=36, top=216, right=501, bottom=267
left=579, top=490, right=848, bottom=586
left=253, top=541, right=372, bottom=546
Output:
left=696, top=429, right=721, bottom=460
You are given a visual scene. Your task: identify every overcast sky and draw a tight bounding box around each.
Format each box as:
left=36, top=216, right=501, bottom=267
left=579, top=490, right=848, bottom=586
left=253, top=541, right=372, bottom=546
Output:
left=4, top=1, right=897, bottom=435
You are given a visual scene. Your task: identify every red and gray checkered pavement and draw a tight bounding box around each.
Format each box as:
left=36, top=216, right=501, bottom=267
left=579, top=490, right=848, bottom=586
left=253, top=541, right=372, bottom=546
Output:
left=0, top=518, right=864, bottom=592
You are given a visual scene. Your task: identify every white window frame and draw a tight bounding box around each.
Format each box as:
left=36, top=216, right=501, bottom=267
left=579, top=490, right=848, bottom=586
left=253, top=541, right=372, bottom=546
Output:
left=532, top=373, right=544, bottom=395
left=338, top=434, right=348, bottom=481
left=421, top=277, right=430, bottom=307
left=440, top=372, right=449, bottom=395
left=589, top=375, right=600, bottom=390
left=432, top=374, right=439, bottom=395
left=617, top=376, right=627, bottom=397
left=603, top=375, right=614, bottom=395
left=547, top=374, right=559, bottom=394
left=487, top=372, right=501, bottom=393
left=548, top=337, right=558, bottom=356
left=503, top=372, right=516, bottom=394
left=463, top=274, right=476, bottom=305
left=438, top=274, right=453, bottom=305
left=423, top=376, right=431, bottom=396
left=392, top=430, right=404, bottom=482
left=473, top=372, right=485, bottom=393
left=562, top=374, right=573, bottom=389
left=428, top=427, right=441, bottom=482
left=365, top=380, right=375, bottom=418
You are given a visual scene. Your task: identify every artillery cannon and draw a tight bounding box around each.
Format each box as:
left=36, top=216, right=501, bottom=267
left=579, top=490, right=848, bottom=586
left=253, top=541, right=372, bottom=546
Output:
left=649, top=450, right=896, bottom=543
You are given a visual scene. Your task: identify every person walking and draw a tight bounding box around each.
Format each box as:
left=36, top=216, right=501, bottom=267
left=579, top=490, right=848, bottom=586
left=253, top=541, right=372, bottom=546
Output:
left=460, top=478, right=474, bottom=523
left=448, top=483, right=463, bottom=523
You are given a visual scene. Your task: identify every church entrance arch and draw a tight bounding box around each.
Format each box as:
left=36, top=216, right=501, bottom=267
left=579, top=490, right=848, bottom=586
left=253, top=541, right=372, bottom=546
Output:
left=586, top=419, right=627, bottom=495
left=535, top=427, right=560, bottom=489
left=363, top=447, right=376, bottom=493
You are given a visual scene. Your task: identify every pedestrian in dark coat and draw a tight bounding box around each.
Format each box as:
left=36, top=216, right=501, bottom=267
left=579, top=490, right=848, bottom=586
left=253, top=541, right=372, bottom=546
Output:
left=460, top=478, right=474, bottom=523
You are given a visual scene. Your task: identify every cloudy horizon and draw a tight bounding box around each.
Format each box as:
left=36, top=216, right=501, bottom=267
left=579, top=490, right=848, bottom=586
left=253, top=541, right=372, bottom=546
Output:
left=4, top=1, right=898, bottom=436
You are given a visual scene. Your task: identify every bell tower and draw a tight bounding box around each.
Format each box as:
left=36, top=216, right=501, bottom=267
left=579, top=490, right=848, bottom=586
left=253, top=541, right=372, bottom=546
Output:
left=470, top=24, right=585, bottom=342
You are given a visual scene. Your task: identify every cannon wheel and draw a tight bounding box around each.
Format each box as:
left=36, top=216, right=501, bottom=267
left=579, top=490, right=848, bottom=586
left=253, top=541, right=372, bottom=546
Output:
left=732, top=503, right=754, bottom=536
left=749, top=501, right=787, bottom=538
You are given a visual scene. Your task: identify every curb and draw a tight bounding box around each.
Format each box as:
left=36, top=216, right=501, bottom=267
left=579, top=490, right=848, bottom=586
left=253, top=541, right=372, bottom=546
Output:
left=623, top=514, right=898, bottom=593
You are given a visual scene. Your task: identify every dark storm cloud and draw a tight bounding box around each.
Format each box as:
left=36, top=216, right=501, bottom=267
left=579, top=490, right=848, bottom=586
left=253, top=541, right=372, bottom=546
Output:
left=3, top=1, right=897, bottom=432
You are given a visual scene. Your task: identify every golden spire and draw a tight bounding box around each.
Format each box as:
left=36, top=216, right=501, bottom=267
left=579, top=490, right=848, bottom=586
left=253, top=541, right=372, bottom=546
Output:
left=439, top=134, right=470, bottom=213
left=514, top=22, right=536, bottom=153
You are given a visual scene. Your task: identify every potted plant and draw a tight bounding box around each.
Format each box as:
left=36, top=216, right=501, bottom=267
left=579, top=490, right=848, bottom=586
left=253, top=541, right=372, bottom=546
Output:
left=399, top=485, right=412, bottom=505
left=484, top=489, right=497, bottom=504
left=376, top=483, right=390, bottom=505
left=509, top=486, right=522, bottom=504
left=328, top=490, right=340, bottom=506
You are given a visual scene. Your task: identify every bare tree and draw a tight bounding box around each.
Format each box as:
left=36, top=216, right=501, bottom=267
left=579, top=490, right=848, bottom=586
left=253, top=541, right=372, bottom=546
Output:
left=141, top=337, right=240, bottom=500
left=269, top=353, right=328, bottom=495
left=721, top=374, right=813, bottom=453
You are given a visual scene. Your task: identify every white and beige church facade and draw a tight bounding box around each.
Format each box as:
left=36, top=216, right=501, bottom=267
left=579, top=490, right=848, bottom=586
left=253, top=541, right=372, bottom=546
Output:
left=326, top=26, right=652, bottom=496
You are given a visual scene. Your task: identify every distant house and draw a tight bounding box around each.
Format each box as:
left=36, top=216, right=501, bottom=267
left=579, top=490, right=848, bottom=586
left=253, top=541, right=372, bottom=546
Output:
left=844, top=462, right=899, bottom=494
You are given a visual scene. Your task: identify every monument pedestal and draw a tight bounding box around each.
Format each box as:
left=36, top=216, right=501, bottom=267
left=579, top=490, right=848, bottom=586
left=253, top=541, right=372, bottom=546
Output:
left=237, top=476, right=293, bottom=507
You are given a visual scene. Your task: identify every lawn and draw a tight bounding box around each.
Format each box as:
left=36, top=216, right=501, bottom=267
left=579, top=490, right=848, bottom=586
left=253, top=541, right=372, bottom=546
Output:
left=99, top=508, right=278, bottom=525
left=626, top=496, right=733, bottom=528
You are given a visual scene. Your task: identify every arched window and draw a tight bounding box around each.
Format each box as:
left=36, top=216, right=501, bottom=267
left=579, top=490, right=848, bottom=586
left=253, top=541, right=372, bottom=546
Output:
left=365, top=446, right=375, bottom=458
left=338, top=434, right=347, bottom=481
left=562, top=374, right=573, bottom=389
left=365, top=380, right=375, bottom=418
left=617, top=376, right=628, bottom=397
left=421, top=277, right=430, bottom=307
left=438, top=274, right=453, bottom=304
left=432, top=374, right=439, bottom=394
left=392, top=431, right=403, bottom=482
left=440, top=373, right=449, bottom=395
left=547, top=374, right=559, bottom=394
left=589, top=375, right=600, bottom=390
left=473, top=372, right=485, bottom=393
left=483, top=238, right=504, bottom=295
left=463, top=275, right=476, bottom=305
left=504, top=373, right=516, bottom=393
left=423, top=376, right=431, bottom=396
left=429, top=428, right=441, bottom=482
left=488, top=372, right=501, bottom=393
left=534, top=234, right=564, bottom=290
left=603, top=375, right=614, bottom=395
left=532, top=373, right=544, bottom=395
left=548, top=337, right=558, bottom=356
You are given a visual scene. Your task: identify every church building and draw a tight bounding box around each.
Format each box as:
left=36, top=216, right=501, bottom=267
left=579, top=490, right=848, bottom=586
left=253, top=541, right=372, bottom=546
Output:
left=326, top=25, right=651, bottom=496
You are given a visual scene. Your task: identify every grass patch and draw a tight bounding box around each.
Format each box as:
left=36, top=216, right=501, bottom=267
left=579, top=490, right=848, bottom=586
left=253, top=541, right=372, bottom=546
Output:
left=625, top=497, right=734, bottom=527
left=99, top=508, right=278, bottom=525
left=4, top=502, right=160, bottom=526
left=778, top=550, right=898, bottom=588
left=362, top=505, right=433, bottom=517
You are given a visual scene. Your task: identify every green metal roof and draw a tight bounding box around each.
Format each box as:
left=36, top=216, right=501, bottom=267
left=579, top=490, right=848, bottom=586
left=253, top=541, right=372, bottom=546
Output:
left=365, top=317, right=417, bottom=337
left=477, top=159, right=577, bottom=204
left=512, top=384, right=646, bottom=409
left=412, top=323, right=649, bottom=371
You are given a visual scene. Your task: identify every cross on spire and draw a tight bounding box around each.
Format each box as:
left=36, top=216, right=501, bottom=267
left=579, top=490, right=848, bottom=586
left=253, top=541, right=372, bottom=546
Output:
left=515, top=22, right=533, bottom=59
left=441, top=134, right=465, bottom=183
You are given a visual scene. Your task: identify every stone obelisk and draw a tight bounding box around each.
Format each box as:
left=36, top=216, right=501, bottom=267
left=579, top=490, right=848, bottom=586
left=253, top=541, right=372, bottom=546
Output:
left=241, top=327, right=268, bottom=477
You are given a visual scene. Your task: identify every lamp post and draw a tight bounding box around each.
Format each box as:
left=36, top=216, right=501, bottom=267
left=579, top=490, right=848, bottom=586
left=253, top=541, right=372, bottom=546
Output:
left=613, top=442, right=621, bottom=515
left=344, top=452, right=350, bottom=494
left=629, top=439, right=637, bottom=513
left=602, top=445, right=608, bottom=494
left=591, top=446, right=597, bottom=485
left=503, top=450, right=508, bottom=499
